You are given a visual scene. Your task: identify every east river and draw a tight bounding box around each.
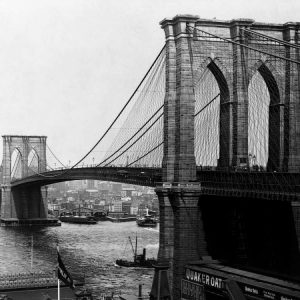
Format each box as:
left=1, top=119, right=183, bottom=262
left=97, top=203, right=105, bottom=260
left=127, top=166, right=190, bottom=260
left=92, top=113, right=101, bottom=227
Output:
left=0, top=221, right=159, bottom=298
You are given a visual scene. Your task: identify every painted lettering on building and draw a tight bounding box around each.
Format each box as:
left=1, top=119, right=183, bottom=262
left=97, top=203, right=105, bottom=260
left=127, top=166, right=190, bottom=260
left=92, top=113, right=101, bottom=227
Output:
left=181, top=279, right=205, bottom=300
left=239, top=283, right=300, bottom=300
left=185, top=268, right=224, bottom=289
left=185, top=269, right=300, bottom=300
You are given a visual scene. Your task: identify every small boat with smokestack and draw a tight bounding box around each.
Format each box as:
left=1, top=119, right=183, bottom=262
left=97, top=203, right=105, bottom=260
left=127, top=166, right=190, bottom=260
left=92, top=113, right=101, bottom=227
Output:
left=115, top=236, right=157, bottom=268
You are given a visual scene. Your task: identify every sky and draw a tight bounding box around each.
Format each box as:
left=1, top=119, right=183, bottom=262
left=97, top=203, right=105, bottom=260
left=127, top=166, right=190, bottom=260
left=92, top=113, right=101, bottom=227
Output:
left=0, top=0, right=299, bottom=165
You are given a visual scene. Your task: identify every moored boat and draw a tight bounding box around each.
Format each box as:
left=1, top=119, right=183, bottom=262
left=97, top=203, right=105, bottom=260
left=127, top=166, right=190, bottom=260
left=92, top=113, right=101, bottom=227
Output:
left=106, top=216, right=136, bottom=223
left=93, top=210, right=108, bottom=221
left=59, top=214, right=97, bottom=224
left=115, top=236, right=157, bottom=268
left=136, top=209, right=157, bottom=227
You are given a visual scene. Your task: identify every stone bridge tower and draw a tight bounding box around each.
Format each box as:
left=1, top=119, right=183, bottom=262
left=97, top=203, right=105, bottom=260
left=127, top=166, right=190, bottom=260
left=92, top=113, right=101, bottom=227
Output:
left=0, top=135, right=48, bottom=225
left=152, top=15, right=300, bottom=300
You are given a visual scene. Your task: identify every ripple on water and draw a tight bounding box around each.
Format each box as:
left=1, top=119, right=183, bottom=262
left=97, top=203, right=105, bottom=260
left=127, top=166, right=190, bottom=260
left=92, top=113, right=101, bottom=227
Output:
left=0, top=221, right=159, bottom=296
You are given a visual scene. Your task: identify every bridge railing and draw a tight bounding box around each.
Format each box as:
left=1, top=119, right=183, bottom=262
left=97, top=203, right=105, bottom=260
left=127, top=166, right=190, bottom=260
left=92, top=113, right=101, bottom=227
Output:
left=156, top=182, right=201, bottom=189
left=47, top=163, right=162, bottom=171
left=156, top=171, right=300, bottom=199
left=197, top=170, right=300, bottom=196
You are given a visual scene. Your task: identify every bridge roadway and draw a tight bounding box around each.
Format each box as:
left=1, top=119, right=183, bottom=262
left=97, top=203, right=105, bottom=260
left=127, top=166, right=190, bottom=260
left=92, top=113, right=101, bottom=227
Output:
left=11, top=167, right=300, bottom=201
left=11, top=166, right=162, bottom=188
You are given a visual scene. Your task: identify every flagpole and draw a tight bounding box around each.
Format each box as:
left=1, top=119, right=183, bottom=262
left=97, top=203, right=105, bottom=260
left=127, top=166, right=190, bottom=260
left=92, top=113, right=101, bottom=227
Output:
left=57, top=244, right=60, bottom=300
left=30, top=234, right=33, bottom=273
left=57, top=242, right=74, bottom=293
left=58, top=277, right=60, bottom=300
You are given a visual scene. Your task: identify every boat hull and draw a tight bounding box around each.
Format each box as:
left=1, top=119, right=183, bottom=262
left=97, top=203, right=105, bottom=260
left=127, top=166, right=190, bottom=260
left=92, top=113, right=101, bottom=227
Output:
left=136, top=218, right=157, bottom=227
left=59, top=216, right=97, bottom=224
left=106, top=216, right=136, bottom=223
left=136, top=222, right=157, bottom=227
left=115, top=259, right=156, bottom=268
left=136, top=212, right=158, bottom=227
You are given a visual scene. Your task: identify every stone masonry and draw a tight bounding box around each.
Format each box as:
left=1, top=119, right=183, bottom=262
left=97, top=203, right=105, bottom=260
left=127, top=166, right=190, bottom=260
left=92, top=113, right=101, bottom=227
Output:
left=155, top=15, right=300, bottom=300
left=1, top=135, right=48, bottom=223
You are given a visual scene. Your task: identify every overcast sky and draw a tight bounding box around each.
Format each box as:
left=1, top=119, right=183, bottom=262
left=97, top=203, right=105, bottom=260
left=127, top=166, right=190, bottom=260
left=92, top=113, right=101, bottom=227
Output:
left=0, top=0, right=299, bottom=164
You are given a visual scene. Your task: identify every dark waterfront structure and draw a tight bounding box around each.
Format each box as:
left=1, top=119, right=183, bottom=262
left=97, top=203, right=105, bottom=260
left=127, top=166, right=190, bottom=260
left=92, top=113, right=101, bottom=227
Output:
left=0, top=14, right=300, bottom=299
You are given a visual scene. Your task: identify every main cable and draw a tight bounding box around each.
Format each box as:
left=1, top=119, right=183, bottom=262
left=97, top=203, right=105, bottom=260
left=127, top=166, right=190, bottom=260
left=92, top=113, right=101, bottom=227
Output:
left=31, top=45, right=166, bottom=178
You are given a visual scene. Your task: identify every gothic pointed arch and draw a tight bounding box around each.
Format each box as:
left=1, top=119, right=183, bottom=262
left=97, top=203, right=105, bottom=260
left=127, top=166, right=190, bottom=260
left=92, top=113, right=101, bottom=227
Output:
left=248, top=60, right=282, bottom=171
left=11, top=148, right=22, bottom=180
left=194, top=57, right=232, bottom=102
left=248, top=59, right=283, bottom=104
left=194, top=57, right=231, bottom=168
left=28, top=148, right=39, bottom=175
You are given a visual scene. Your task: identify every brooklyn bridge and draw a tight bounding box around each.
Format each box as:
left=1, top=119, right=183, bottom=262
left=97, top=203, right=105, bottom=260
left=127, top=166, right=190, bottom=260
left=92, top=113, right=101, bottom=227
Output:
left=1, top=15, right=300, bottom=299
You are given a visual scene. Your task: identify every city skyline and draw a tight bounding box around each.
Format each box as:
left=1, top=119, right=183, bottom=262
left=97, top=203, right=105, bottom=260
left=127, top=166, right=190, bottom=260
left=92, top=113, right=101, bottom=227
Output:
left=0, top=0, right=298, bottom=165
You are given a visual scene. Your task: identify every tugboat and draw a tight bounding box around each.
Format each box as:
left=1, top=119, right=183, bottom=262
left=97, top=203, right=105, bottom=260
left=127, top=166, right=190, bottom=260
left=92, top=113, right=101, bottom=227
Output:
left=115, top=236, right=156, bottom=268
left=136, top=209, right=157, bottom=227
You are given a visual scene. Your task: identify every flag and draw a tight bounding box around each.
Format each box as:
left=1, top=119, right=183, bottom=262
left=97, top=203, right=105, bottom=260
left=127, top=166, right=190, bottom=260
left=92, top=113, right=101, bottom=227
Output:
left=57, top=247, right=75, bottom=289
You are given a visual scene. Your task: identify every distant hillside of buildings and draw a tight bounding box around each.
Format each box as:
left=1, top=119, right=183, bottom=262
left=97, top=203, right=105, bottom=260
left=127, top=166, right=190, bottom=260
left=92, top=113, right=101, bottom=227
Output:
left=47, top=180, right=158, bottom=217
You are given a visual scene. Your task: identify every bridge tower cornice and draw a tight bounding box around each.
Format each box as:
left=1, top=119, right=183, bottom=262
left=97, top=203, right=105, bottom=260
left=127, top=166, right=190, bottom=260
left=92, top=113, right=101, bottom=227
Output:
left=229, top=19, right=255, bottom=41
left=283, top=22, right=300, bottom=46
left=160, top=15, right=199, bottom=38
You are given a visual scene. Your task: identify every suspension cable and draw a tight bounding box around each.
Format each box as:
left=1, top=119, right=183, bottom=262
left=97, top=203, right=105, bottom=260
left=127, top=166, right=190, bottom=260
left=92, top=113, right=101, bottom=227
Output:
left=46, top=144, right=66, bottom=168
left=98, top=104, right=164, bottom=166
left=29, top=45, right=165, bottom=178
left=126, top=141, right=163, bottom=167
left=242, top=28, right=300, bottom=50
left=11, top=151, right=21, bottom=179
left=69, top=45, right=166, bottom=169
left=195, top=93, right=220, bottom=117
left=103, top=112, right=164, bottom=167
left=126, top=93, right=220, bottom=166
left=187, top=25, right=300, bottom=65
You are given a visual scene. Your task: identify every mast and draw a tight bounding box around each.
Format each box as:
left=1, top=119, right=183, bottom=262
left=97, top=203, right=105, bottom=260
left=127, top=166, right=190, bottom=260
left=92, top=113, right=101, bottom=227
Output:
left=128, top=237, right=136, bottom=262
left=134, top=235, right=137, bottom=263
left=128, top=235, right=138, bottom=263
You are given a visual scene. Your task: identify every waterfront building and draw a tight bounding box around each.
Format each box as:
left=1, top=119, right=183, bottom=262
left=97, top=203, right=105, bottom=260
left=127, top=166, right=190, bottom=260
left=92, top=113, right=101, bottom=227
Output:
left=110, top=201, right=123, bottom=212
left=87, top=180, right=96, bottom=189
left=98, top=181, right=111, bottom=191
left=121, top=187, right=135, bottom=197
left=85, top=189, right=99, bottom=199
left=99, top=189, right=109, bottom=196
left=122, top=201, right=132, bottom=215
left=112, top=183, right=122, bottom=193
left=48, top=203, right=61, bottom=211
left=98, top=200, right=105, bottom=206
left=130, top=206, right=138, bottom=215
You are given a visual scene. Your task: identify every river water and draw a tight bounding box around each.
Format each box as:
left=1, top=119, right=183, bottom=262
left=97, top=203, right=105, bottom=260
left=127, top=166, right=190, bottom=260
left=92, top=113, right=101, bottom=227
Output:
left=0, top=221, right=159, bottom=298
